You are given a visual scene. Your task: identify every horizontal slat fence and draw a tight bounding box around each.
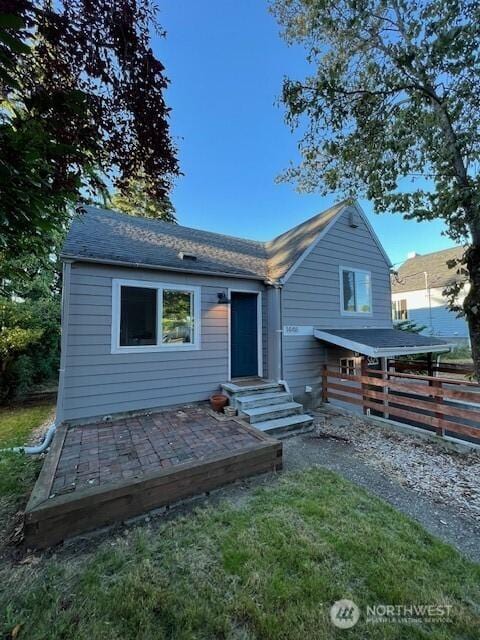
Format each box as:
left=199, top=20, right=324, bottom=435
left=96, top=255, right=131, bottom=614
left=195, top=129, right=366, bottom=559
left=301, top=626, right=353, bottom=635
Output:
left=322, top=364, right=480, bottom=444
left=388, top=359, right=474, bottom=377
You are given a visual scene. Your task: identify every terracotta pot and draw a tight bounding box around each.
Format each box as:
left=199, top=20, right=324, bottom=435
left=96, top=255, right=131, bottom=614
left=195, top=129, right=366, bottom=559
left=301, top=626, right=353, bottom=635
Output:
left=210, top=394, right=229, bottom=412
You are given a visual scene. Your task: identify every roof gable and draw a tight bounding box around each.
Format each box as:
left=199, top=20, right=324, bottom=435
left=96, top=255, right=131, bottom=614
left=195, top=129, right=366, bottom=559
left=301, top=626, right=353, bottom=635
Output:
left=268, top=201, right=392, bottom=283
left=265, top=202, right=346, bottom=281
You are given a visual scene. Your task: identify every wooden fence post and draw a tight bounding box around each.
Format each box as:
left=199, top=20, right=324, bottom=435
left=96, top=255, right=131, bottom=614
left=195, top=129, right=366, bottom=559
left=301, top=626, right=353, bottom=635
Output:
left=427, top=352, right=433, bottom=377
left=381, top=357, right=389, bottom=419
left=430, top=378, right=444, bottom=437
left=361, top=357, right=368, bottom=415
left=322, top=364, right=328, bottom=403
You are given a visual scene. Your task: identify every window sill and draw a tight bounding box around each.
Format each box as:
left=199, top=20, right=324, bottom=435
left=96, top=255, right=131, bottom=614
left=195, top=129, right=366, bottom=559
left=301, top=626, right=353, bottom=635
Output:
left=111, top=344, right=201, bottom=354
left=340, top=311, right=373, bottom=317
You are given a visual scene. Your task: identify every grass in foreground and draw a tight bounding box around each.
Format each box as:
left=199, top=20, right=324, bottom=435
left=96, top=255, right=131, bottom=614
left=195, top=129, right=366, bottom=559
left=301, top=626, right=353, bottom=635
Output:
left=0, top=402, right=53, bottom=549
left=1, top=467, right=479, bottom=639
left=0, top=402, right=55, bottom=449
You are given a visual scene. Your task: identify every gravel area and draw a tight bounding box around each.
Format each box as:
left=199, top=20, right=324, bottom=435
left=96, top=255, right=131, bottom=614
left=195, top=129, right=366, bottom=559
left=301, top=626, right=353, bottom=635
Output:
left=311, top=406, right=480, bottom=524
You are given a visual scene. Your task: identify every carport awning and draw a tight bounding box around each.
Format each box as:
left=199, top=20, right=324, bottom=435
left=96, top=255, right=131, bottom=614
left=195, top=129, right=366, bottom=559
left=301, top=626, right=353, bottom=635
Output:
left=313, top=328, right=451, bottom=358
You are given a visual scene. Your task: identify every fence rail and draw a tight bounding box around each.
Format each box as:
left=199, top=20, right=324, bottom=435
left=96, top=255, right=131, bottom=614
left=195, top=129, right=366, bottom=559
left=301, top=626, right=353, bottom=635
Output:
left=388, top=359, right=474, bottom=377
left=322, top=364, right=480, bottom=444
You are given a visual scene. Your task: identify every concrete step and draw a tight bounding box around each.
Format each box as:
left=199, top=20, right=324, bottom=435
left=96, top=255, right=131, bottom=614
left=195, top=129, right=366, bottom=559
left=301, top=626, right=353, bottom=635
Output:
left=221, top=381, right=284, bottom=397
left=240, top=402, right=302, bottom=424
left=254, top=413, right=314, bottom=435
left=236, top=391, right=293, bottom=410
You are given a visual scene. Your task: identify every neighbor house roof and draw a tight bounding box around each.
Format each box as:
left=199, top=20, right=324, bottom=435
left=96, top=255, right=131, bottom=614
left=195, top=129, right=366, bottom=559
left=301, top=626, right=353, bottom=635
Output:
left=392, top=246, right=467, bottom=294
left=314, top=328, right=449, bottom=357
left=62, top=200, right=387, bottom=282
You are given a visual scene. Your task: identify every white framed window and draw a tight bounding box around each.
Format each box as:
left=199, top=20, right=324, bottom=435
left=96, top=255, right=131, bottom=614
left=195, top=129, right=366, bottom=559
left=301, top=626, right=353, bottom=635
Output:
left=392, top=298, right=408, bottom=321
left=111, top=279, right=201, bottom=353
left=340, top=267, right=372, bottom=315
left=340, top=358, right=356, bottom=377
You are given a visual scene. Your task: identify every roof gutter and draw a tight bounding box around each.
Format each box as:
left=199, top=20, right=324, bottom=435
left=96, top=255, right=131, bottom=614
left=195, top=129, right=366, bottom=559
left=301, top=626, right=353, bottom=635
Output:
left=60, top=254, right=270, bottom=283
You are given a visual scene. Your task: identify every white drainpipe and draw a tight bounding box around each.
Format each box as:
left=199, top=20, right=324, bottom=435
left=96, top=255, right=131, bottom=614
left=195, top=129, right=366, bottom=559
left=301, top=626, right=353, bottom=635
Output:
left=3, top=423, right=57, bottom=455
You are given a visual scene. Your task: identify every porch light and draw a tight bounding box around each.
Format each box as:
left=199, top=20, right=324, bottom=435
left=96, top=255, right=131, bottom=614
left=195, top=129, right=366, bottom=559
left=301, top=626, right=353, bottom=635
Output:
left=217, top=292, right=231, bottom=304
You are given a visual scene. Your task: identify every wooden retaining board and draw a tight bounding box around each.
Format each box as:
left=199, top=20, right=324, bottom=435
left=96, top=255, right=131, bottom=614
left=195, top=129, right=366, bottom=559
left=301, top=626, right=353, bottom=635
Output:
left=24, top=424, right=282, bottom=549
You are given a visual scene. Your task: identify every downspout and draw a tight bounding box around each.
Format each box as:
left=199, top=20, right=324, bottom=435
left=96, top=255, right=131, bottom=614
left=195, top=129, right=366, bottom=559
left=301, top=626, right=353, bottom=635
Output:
left=55, top=260, right=72, bottom=428
left=279, top=285, right=284, bottom=381
left=1, top=261, right=72, bottom=455
left=276, top=284, right=289, bottom=390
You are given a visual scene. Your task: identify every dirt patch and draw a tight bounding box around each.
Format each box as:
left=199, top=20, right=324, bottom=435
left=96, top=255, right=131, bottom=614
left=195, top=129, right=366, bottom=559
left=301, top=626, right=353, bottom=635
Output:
left=313, top=406, right=480, bottom=523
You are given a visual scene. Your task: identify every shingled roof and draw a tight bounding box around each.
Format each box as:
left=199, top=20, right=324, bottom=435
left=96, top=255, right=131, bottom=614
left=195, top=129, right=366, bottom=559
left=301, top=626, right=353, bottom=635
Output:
left=392, top=246, right=467, bottom=294
left=265, top=202, right=345, bottom=281
left=61, top=202, right=352, bottom=281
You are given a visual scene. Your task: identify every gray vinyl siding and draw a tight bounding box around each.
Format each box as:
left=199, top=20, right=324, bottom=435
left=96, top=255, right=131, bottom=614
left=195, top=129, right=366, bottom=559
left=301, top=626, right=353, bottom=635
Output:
left=281, top=207, right=392, bottom=406
left=61, top=262, right=267, bottom=422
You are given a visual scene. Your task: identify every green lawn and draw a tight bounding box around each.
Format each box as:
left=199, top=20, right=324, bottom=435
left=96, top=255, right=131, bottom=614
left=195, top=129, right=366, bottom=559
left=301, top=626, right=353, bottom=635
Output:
left=0, top=402, right=55, bottom=449
left=1, top=467, right=479, bottom=639
left=0, top=402, right=54, bottom=548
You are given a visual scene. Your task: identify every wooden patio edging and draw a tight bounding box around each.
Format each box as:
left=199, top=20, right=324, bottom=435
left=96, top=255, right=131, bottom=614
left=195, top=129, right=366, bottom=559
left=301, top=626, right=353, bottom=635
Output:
left=322, top=365, right=480, bottom=444
left=24, top=422, right=282, bottom=549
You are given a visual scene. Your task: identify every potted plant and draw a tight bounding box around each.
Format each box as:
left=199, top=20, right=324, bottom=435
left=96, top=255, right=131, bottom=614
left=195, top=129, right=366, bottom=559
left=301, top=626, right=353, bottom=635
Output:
left=210, top=394, right=228, bottom=412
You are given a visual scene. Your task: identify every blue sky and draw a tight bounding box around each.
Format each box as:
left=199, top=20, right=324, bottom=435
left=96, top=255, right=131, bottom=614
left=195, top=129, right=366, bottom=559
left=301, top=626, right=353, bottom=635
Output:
left=157, top=0, right=455, bottom=267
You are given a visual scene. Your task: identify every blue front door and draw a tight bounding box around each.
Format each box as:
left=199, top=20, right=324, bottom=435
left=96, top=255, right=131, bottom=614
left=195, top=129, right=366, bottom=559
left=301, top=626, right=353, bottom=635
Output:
left=231, top=292, right=258, bottom=378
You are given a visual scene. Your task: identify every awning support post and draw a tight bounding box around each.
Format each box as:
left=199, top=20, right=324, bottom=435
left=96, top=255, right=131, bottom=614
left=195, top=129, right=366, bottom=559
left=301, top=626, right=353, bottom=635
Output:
left=381, top=357, right=389, bottom=419
left=361, top=357, right=368, bottom=415
left=322, top=364, right=329, bottom=404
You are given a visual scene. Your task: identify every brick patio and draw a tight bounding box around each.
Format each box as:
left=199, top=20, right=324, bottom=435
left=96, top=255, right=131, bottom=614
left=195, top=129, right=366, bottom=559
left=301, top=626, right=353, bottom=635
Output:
left=26, top=403, right=282, bottom=547
left=51, top=405, right=261, bottom=497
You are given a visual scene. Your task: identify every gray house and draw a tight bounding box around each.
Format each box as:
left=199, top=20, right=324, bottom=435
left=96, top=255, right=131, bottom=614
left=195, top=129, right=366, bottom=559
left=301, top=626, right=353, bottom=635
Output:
left=57, top=201, right=448, bottom=432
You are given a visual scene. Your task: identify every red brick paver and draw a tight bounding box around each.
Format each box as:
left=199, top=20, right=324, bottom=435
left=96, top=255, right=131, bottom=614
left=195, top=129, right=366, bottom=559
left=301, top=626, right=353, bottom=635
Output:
left=50, top=406, right=259, bottom=497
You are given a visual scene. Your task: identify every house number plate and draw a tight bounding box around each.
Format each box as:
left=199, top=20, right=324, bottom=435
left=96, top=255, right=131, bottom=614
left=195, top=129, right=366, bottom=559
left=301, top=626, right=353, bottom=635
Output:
left=283, top=325, right=314, bottom=336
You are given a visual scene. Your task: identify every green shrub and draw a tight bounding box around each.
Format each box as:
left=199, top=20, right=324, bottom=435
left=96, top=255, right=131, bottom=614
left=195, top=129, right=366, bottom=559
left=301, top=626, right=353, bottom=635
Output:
left=0, top=297, right=60, bottom=402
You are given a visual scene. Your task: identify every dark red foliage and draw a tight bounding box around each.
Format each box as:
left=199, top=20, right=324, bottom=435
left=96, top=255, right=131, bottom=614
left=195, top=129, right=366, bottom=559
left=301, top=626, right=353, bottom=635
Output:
left=2, top=0, right=179, bottom=201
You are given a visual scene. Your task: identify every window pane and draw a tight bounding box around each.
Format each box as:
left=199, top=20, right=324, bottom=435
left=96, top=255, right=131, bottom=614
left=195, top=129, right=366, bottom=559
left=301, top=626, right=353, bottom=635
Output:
left=120, top=286, right=157, bottom=346
left=162, top=290, right=193, bottom=344
left=355, top=272, right=371, bottom=312
left=342, top=270, right=356, bottom=311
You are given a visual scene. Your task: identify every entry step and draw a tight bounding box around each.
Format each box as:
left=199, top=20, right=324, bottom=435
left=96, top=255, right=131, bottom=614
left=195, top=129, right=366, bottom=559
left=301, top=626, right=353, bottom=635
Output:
left=254, top=414, right=314, bottom=435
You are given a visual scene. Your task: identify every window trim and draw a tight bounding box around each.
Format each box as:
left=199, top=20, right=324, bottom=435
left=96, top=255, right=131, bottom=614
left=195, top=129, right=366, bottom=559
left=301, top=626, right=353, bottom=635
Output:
left=111, top=278, right=201, bottom=354
left=339, top=266, right=373, bottom=316
left=339, top=357, right=356, bottom=377
left=392, top=298, right=408, bottom=321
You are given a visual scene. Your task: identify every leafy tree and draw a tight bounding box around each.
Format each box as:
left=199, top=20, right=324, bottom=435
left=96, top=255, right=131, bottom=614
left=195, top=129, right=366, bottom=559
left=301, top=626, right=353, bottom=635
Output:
left=272, top=0, right=480, bottom=377
left=110, top=177, right=177, bottom=222
left=0, top=238, right=61, bottom=401
left=0, top=293, right=60, bottom=402
left=0, top=1, right=179, bottom=273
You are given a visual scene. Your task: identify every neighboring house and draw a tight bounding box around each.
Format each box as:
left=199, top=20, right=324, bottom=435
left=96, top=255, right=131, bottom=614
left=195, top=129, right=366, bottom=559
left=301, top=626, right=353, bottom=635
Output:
left=391, top=247, right=470, bottom=345
left=56, top=201, right=448, bottom=428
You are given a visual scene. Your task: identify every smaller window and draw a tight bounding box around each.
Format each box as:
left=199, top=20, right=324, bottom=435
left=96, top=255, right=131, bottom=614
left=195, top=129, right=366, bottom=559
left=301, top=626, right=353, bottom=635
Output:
left=392, top=299, right=408, bottom=321
left=162, top=289, right=194, bottom=345
left=341, top=268, right=372, bottom=314
left=340, top=358, right=356, bottom=377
